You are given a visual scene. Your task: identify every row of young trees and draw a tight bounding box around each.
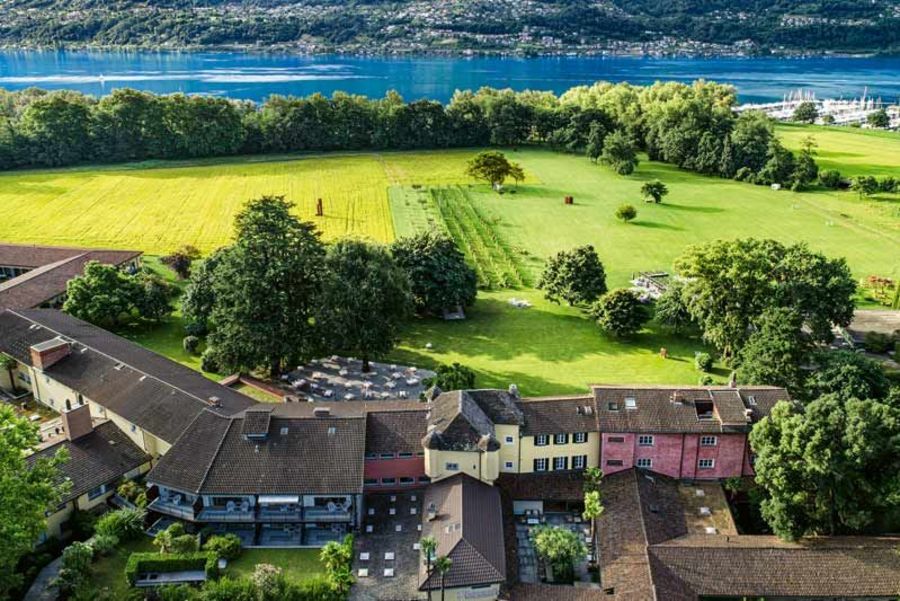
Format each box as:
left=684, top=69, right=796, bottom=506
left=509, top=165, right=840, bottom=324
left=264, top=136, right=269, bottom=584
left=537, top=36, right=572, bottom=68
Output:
left=0, top=81, right=816, bottom=189
left=181, top=196, right=477, bottom=376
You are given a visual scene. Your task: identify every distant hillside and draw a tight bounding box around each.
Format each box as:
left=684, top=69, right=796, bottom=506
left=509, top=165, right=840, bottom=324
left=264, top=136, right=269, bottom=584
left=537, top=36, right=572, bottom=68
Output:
left=1, top=0, right=899, bottom=56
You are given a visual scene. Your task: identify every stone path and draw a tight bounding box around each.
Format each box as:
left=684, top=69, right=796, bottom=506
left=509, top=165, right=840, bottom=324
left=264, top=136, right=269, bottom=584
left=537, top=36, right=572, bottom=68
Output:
left=23, top=556, right=62, bottom=601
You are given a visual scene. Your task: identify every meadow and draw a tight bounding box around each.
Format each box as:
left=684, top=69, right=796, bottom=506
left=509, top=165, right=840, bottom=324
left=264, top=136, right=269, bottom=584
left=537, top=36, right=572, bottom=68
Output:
left=3, top=127, right=898, bottom=394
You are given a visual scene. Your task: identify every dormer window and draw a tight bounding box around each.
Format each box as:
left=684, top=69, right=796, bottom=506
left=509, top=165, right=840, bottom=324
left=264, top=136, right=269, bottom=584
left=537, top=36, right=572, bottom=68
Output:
left=695, top=401, right=715, bottom=421
left=747, top=395, right=758, bottom=406
left=607, top=402, right=619, bottom=411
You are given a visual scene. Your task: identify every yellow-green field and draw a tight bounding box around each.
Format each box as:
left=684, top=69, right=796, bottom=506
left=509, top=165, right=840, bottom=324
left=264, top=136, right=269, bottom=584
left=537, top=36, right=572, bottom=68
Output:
left=777, top=123, right=900, bottom=178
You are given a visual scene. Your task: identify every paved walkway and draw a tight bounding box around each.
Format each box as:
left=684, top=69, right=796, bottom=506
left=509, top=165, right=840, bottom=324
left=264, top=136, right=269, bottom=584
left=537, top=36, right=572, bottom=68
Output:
left=23, top=556, right=62, bottom=601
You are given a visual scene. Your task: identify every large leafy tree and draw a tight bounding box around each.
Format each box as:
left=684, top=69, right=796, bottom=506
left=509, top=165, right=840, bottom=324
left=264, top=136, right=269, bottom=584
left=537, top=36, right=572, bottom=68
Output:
left=750, top=396, right=900, bottom=540
left=466, top=150, right=514, bottom=188
left=531, top=525, right=587, bottom=583
left=538, top=245, right=608, bottom=307
left=653, top=280, right=692, bottom=334
left=391, top=231, right=477, bottom=316
left=590, top=289, right=648, bottom=337
left=600, top=129, right=638, bottom=175
left=17, top=92, right=92, bottom=167
left=736, top=307, right=810, bottom=395
left=0, top=405, right=67, bottom=597
left=640, top=180, right=668, bottom=203
left=207, top=196, right=326, bottom=376
left=805, top=351, right=891, bottom=403
left=63, top=261, right=170, bottom=327
left=674, top=239, right=855, bottom=359
left=182, top=249, right=226, bottom=335
left=319, top=239, right=412, bottom=372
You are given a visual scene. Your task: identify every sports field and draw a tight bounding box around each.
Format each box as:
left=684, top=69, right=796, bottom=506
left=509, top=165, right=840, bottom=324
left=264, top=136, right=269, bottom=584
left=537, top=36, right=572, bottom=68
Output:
left=3, top=126, right=897, bottom=393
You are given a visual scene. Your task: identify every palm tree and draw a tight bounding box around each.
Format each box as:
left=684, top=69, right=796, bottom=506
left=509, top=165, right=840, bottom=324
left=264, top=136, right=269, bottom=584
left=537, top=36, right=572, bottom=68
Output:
left=434, top=555, right=452, bottom=601
left=420, top=535, right=437, bottom=601
left=0, top=354, right=18, bottom=394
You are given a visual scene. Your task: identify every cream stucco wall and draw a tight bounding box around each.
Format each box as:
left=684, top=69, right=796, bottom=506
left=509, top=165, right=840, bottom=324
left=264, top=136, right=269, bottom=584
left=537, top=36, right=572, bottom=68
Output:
left=496, top=424, right=520, bottom=473
left=425, top=448, right=500, bottom=483
left=519, top=432, right=599, bottom=473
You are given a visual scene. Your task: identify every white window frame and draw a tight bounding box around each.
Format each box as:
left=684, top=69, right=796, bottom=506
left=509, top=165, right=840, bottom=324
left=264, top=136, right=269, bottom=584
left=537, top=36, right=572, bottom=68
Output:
left=534, top=458, right=549, bottom=472
left=572, top=455, right=587, bottom=470
left=554, top=433, right=568, bottom=445
left=553, top=456, right=568, bottom=471
left=535, top=434, right=549, bottom=447
left=505, top=435, right=515, bottom=445
left=636, top=458, right=652, bottom=469
left=698, top=458, right=715, bottom=470
left=638, top=435, right=654, bottom=447
left=504, top=461, right=514, bottom=469
left=700, top=436, right=718, bottom=447
left=573, top=432, right=588, bottom=444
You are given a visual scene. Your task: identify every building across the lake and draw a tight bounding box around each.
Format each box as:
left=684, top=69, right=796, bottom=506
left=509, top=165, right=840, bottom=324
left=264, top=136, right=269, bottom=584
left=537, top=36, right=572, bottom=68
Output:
left=2, top=304, right=898, bottom=599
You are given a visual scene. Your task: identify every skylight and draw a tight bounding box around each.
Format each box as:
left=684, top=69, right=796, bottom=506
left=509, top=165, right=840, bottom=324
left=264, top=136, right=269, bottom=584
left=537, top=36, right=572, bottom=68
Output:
left=624, top=397, right=637, bottom=410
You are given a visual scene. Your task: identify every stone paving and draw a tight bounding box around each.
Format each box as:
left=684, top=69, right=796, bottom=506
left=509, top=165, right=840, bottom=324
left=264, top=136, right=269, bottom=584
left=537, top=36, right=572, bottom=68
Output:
left=350, top=492, right=426, bottom=601
left=281, top=357, right=436, bottom=403
left=515, top=512, right=593, bottom=585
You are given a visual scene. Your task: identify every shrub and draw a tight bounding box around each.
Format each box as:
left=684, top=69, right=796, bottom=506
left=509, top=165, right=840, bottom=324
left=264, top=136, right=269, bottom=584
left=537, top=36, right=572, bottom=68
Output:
left=55, top=541, right=94, bottom=595
left=698, top=374, right=714, bottom=386
left=615, top=204, right=637, bottom=223
left=183, top=335, right=200, bottom=355
left=184, top=321, right=207, bottom=337
left=590, top=290, right=649, bottom=337
left=88, top=533, right=119, bottom=556
left=117, top=480, right=148, bottom=508
left=69, top=509, right=98, bottom=540
left=94, top=508, right=146, bottom=541
left=200, top=348, right=219, bottom=373
left=203, top=534, right=242, bottom=560
left=819, top=169, right=843, bottom=189
left=694, top=352, right=713, bottom=372
left=124, top=552, right=218, bottom=585
left=250, top=564, right=288, bottom=599
left=864, top=331, right=894, bottom=354
left=423, top=362, right=476, bottom=392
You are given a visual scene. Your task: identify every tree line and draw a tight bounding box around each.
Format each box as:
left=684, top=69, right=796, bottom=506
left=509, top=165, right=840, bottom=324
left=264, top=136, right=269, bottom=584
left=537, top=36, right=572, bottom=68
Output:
left=0, top=80, right=818, bottom=189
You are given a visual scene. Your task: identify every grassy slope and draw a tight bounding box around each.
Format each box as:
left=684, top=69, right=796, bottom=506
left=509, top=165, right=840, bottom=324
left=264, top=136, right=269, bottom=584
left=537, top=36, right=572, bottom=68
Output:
left=777, top=123, right=900, bottom=178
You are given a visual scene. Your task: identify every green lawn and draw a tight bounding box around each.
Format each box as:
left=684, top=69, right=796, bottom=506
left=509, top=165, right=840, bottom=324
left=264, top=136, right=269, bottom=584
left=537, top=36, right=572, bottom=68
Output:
left=87, top=539, right=323, bottom=596
left=777, top=123, right=900, bottom=178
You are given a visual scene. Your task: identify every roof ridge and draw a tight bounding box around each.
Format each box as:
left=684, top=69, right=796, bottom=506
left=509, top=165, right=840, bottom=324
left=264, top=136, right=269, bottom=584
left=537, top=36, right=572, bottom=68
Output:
left=629, top=469, right=660, bottom=601
left=194, top=412, right=235, bottom=494
left=12, top=309, right=244, bottom=414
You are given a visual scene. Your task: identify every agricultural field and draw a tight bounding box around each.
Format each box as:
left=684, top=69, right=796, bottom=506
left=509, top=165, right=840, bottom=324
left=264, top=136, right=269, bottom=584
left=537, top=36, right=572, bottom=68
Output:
left=4, top=126, right=898, bottom=393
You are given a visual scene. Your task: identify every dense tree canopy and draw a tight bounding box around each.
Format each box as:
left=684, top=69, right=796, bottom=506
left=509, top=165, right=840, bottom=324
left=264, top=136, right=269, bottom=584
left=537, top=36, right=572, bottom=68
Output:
left=600, top=129, right=638, bottom=175
left=674, top=239, right=855, bottom=358
left=319, top=239, right=412, bottom=372
left=736, top=307, right=810, bottom=394
left=751, top=396, right=900, bottom=540
left=538, top=245, right=608, bottom=307
left=466, top=150, right=516, bottom=188
left=391, top=231, right=477, bottom=316
left=591, top=289, right=648, bottom=337
left=0, top=406, right=67, bottom=597
left=805, top=351, right=891, bottom=403
left=206, top=196, right=326, bottom=376
left=63, top=261, right=172, bottom=327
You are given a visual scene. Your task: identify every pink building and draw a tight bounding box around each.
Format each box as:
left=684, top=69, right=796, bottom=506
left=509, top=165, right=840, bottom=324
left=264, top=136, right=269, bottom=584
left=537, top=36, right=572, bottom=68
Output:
left=593, top=385, right=788, bottom=480
left=363, top=410, right=429, bottom=490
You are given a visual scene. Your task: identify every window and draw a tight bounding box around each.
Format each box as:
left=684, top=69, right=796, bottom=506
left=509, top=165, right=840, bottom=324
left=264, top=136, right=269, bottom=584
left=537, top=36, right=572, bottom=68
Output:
left=363, top=478, right=378, bottom=486
left=18, top=372, right=30, bottom=384
left=554, top=433, right=569, bottom=445
left=398, top=452, right=414, bottom=458
left=572, top=455, right=587, bottom=470
left=364, top=452, right=377, bottom=460
left=606, top=459, right=624, bottom=467
left=400, top=477, right=415, bottom=485
left=381, top=477, right=397, bottom=485
left=130, top=424, right=137, bottom=433
left=87, top=484, right=107, bottom=501
left=553, top=456, right=568, bottom=471
left=280, top=426, right=290, bottom=435
left=380, top=452, right=395, bottom=459
left=698, top=458, right=715, bottom=470
left=504, top=461, right=514, bottom=469
left=607, top=436, right=625, bottom=443
left=624, top=397, right=637, bottom=410
left=636, top=458, right=652, bottom=469
left=573, top=432, right=588, bottom=444
left=638, top=435, right=654, bottom=447
left=534, top=458, right=549, bottom=472
left=700, top=436, right=717, bottom=447
left=418, top=476, right=431, bottom=483
left=607, top=402, right=619, bottom=411
left=747, top=395, right=758, bottom=406
left=445, top=462, right=459, bottom=471
left=695, top=401, right=715, bottom=420
left=505, top=435, right=515, bottom=445
left=534, top=434, right=549, bottom=447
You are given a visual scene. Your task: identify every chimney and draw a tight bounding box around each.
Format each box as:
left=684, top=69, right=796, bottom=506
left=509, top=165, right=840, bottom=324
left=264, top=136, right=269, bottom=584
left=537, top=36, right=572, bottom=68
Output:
left=29, top=339, right=71, bottom=371
left=313, top=406, right=331, bottom=418
left=207, top=396, right=221, bottom=408
left=61, top=396, right=93, bottom=441
left=427, top=502, right=438, bottom=521
left=508, top=383, right=519, bottom=398
left=728, top=371, right=737, bottom=388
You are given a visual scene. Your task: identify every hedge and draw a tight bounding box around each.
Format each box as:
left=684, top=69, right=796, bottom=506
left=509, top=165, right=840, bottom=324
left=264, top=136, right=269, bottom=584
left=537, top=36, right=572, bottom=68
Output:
left=124, top=551, right=218, bottom=585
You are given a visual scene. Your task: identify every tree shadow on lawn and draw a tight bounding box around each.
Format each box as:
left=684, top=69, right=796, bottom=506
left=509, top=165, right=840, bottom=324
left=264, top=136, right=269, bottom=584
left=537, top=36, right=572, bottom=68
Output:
left=657, top=202, right=725, bottom=214
left=632, top=220, right=684, bottom=231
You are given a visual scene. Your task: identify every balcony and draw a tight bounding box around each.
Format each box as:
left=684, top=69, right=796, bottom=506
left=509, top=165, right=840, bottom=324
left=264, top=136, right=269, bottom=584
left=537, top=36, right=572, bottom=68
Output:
left=257, top=506, right=303, bottom=522
left=198, top=507, right=255, bottom=523
left=304, top=506, right=352, bottom=522
left=148, top=498, right=196, bottom=520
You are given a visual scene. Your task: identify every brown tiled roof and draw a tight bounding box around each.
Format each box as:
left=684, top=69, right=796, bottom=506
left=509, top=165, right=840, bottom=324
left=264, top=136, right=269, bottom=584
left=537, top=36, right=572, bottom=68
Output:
left=365, top=409, right=428, bottom=454
left=421, top=474, right=506, bottom=591
left=27, top=421, right=150, bottom=505
left=0, top=245, right=141, bottom=311
left=518, top=396, right=598, bottom=436
left=507, top=584, right=606, bottom=600
left=423, top=390, right=500, bottom=452
left=599, top=468, right=900, bottom=600
left=496, top=471, right=586, bottom=502
left=241, top=406, right=273, bottom=437
left=149, top=412, right=366, bottom=495
left=0, top=244, right=140, bottom=270
left=0, top=309, right=254, bottom=444
left=592, top=385, right=788, bottom=434
left=466, top=389, right=525, bottom=426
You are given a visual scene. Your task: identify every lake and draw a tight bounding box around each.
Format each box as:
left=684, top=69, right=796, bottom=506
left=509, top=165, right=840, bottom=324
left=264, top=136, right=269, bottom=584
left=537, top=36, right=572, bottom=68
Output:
left=1, top=50, right=899, bottom=104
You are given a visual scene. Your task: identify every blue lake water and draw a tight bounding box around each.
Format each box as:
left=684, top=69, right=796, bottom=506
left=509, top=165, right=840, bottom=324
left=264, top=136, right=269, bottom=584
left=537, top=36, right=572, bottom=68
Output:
left=1, top=50, right=899, bottom=104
